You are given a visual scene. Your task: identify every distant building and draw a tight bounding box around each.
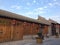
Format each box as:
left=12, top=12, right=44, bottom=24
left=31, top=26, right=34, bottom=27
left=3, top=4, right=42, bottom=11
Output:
left=37, top=16, right=50, bottom=37
left=38, top=16, right=60, bottom=36
left=48, top=19, right=60, bottom=36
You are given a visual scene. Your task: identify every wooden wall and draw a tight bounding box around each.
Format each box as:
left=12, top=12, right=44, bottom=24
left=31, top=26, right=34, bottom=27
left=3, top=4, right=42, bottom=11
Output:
left=31, top=23, right=40, bottom=35
left=23, top=22, right=40, bottom=35
left=0, top=17, right=49, bottom=42
left=23, top=22, right=31, bottom=35
left=0, top=18, right=11, bottom=42
left=0, top=17, right=40, bottom=42
left=0, top=18, right=24, bottom=42
left=12, top=21, right=23, bottom=40
left=42, top=25, right=49, bottom=36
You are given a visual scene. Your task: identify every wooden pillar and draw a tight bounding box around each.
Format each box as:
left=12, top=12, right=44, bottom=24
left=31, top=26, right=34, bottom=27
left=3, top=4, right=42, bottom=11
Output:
left=31, top=23, right=34, bottom=39
left=11, top=24, right=14, bottom=40
left=39, top=24, right=41, bottom=32
left=11, top=20, right=16, bottom=40
left=43, top=25, right=48, bottom=37
left=30, top=23, right=32, bottom=35
left=32, top=23, right=34, bottom=35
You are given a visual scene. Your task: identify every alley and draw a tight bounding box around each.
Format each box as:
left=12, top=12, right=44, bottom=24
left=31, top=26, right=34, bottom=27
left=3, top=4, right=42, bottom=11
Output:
left=0, top=36, right=60, bottom=45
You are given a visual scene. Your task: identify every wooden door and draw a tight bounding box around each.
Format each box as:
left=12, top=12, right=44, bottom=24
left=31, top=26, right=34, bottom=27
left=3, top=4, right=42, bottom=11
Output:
left=23, top=23, right=31, bottom=35
left=0, top=24, right=11, bottom=42
left=13, top=22, right=23, bottom=40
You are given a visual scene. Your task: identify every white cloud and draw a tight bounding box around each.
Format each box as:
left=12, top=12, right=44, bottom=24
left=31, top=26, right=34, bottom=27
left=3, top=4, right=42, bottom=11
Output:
left=25, top=7, right=46, bottom=15
left=48, top=3, right=53, bottom=6
left=41, top=2, right=44, bottom=4
left=11, top=5, right=22, bottom=10
left=26, top=2, right=31, bottom=6
left=24, top=7, right=29, bottom=10
left=36, top=2, right=39, bottom=5
left=37, top=7, right=44, bottom=10
left=43, top=6, right=48, bottom=9
left=50, top=15, right=60, bottom=23
left=48, top=2, right=60, bottom=8
left=53, top=0, right=57, bottom=2
left=22, top=11, right=38, bottom=19
left=22, top=7, right=46, bottom=19
left=24, top=11, right=36, bottom=16
left=25, top=12, right=33, bottom=15
left=33, top=7, right=48, bottom=15
left=33, top=0, right=36, bottom=3
left=38, top=11, right=45, bottom=14
left=48, top=2, right=58, bottom=7
left=51, top=15, right=60, bottom=18
left=54, top=2, right=60, bottom=6
left=35, top=6, right=48, bottom=11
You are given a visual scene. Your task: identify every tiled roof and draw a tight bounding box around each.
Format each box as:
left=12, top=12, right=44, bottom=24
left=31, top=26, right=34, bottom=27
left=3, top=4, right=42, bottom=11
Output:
left=48, top=19, right=58, bottom=24
left=0, top=9, right=50, bottom=25
left=38, top=16, right=51, bottom=25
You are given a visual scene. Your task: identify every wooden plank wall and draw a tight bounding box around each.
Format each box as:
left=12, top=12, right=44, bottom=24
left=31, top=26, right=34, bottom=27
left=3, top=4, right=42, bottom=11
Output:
left=0, top=18, right=24, bottom=42
left=0, top=18, right=41, bottom=42
left=23, top=22, right=31, bottom=35
left=13, top=21, right=23, bottom=40
left=43, top=25, right=49, bottom=36
left=0, top=18, right=11, bottom=42
left=23, top=22, right=40, bottom=35
left=31, top=23, right=40, bottom=35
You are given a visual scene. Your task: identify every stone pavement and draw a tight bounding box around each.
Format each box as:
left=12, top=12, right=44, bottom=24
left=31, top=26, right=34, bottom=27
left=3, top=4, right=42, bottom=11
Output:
left=0, top=36, right=60, bottom=45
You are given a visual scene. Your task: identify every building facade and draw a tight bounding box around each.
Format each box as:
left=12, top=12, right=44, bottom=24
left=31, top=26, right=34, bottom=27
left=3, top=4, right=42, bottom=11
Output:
left=0, top=10, right=49, bottom=42
left=48, top=19, right=60, bottom=36
left=0, top=9, right=60, bottom=42
left=37, top=16, right=50, bottom=37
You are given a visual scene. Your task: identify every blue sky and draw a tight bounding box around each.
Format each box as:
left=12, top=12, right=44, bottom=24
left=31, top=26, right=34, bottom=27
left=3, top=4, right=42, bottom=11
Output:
left=0, top=0, right=60, bottom=23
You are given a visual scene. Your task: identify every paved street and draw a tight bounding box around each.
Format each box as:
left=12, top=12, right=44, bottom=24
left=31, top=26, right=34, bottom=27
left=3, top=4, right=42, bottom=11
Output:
left=0, top=36, right=60, bottom=45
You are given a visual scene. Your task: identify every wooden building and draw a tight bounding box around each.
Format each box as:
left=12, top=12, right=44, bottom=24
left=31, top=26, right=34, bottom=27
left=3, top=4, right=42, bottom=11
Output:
left=38, top=16, right=50, bottom=37
left=0, top=10, right=49, bottom=42
left=48, top=19, right=60, bottom=36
